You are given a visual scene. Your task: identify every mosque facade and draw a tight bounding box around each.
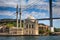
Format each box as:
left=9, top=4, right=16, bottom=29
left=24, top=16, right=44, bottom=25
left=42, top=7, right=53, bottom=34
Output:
left=8, top=15, right=50, bottom=35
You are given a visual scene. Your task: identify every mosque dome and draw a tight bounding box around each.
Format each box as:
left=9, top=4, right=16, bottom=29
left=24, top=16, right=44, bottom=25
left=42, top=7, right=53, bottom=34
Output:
left=26, top=15, right=35, bottom=22
left=27, top=15, right=35, bottom=19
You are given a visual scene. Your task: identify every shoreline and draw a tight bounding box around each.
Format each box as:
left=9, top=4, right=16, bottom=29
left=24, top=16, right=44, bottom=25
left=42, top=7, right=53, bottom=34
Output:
left=0, top=32, right=59, bottom=36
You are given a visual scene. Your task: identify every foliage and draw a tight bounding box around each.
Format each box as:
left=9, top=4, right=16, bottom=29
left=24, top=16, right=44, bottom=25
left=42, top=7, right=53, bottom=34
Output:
left=6, top=22, right=24, bottom=28
left=54, top=28, right=60, bottom=32
left=39, top=30, right=45, bottom=34
left=39, top=29, right=51, bottom=34
left=6, top=23, right=14, bottom=28
left=46, top=29, right=51, bottom=33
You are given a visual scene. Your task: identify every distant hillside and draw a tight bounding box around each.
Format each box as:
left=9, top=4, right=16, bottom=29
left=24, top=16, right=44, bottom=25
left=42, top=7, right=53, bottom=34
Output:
left=54, top=28, right=60, bottom=32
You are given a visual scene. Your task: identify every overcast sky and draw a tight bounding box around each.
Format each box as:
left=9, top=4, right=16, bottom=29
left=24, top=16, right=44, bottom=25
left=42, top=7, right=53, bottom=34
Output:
left=0, top=0, right=60, bottom=28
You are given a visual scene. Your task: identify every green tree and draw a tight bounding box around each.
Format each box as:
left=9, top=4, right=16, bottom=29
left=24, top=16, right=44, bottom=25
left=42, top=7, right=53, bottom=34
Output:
left=6, top=23, right=14, bottom=28
left=39, top=30, right=45, bottom=34
left=47, top=30, right=51, bottom=33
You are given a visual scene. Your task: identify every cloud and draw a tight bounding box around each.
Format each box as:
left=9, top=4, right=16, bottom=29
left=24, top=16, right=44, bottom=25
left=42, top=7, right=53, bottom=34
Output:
left=53, top=19, right=60, bottom=22
left=52, top=1, right=60, bottom=17
left=21, top=0, right=49, bottom=11
left=0, top=0, right=49, bottom=11
left=0, top=0, right=19, bottom=8
left=30, top=11, right=49, bottom=19
left=21, top=11, right=30, bottom=19
left=38, top=20, right=50, bottom=26
left=52, top=2, right=60, bottom=7
left=21, top=11, right=49, bottom=19
left=53, top=19, right=60, bottom=28
left=53, top=7, right=60, bottom=14
left=0, top=11, right=16, bottom=19
left=0, top=0, right=49, bottom=19
left=55, top=0, right=60, bottom=2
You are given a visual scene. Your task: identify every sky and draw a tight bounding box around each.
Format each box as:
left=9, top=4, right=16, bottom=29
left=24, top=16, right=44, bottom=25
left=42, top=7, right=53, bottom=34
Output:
left=0, top=0, right=60, bottom=28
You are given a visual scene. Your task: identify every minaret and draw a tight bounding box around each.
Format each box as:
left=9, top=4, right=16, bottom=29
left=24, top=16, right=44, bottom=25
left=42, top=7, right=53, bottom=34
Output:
left=16, top=4, right=18, bottom=28
left=20, top=3, right=22, bottom=28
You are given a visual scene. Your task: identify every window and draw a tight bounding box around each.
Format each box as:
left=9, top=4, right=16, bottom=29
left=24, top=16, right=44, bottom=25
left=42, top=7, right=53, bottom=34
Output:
left=32, top=24, right=34, bottom=28
left=26, top=24, right=28, bottom=28
left=29, top=24, right=31, bottom=28
left=39, top=27, right=43, bottom=30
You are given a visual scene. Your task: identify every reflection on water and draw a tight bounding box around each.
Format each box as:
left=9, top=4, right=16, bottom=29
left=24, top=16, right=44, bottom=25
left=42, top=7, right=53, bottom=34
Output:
left=0, top=36, right=60, bottom=40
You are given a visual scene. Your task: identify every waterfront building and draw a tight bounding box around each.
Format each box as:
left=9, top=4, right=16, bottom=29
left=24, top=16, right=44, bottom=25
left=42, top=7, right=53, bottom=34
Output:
left=0, top=15, right=50, bottom=35
left=0, top=16, right=50, bottom=35
left=23, top=15, right=38, bottom=35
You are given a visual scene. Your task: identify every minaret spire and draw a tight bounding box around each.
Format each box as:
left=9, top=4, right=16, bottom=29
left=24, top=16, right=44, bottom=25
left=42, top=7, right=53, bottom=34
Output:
left=20, top=0, right=22, bottom=28
left=16, top=4, right=18, bottom=28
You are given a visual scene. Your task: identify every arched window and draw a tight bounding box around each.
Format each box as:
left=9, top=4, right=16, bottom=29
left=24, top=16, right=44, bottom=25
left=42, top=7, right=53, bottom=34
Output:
left=29, top=24, right=31, bottom=28
left=32, top=24, right=34, bottom=28
left=26, top=24, right=28, bottom=28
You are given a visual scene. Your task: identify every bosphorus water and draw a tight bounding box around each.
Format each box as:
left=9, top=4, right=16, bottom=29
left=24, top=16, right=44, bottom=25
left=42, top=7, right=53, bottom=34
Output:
left=0, top=36, right=60, bottom=40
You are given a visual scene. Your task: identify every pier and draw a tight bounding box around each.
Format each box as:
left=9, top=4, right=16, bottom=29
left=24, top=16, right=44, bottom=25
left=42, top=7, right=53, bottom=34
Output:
left=51, top=32, right=60, bottom=36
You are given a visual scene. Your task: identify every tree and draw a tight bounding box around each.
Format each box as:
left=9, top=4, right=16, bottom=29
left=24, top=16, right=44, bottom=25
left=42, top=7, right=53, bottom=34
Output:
left=39, top=30, right=45, bottom=34
left=6, top=23, right=14, bottom=28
